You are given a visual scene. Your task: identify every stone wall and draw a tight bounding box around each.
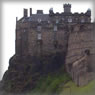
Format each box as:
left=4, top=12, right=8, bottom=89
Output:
left=16, top=21, right=69, bottom=56
left=66, top=23, right=95, bottom=67
left=65, top=23, right=95, bottom=86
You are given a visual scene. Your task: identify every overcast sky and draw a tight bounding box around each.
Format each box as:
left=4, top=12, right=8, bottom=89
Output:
left=1, top=1, right=94, bottom=80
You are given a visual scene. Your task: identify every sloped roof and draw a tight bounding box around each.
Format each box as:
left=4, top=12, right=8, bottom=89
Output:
left=19, top=14, right=50, bottom=22
left=28, top=14, right=50, bottom=22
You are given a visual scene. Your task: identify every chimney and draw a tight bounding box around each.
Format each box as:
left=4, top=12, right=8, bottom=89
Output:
left=30, top=8, right=32, bottom=16
left=23, top=9, right=28, bottom=17
left=37, top=10, right=43, bottom=14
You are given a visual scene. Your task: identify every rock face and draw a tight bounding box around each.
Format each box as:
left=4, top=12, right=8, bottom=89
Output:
left=2, top=51, right=66, bottom=92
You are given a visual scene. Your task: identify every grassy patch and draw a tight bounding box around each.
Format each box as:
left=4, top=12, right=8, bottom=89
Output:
left=27, top=71, right=71, bottom=95
left=26, top=73, right=95, bottom=95
left=26, top=65, right=95, bottom=95
left=59, top=80, right=95, bottom=95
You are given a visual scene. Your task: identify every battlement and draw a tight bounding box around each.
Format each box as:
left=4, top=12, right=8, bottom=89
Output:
left=19, top=4, right=91, bottom=24
left=64, top=3, right=71, bottom=8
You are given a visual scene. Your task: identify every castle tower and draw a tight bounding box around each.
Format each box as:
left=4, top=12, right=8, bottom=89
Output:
left=86, top=8, right=91, bottom=16
left=63, top=4, right=71, bottom=13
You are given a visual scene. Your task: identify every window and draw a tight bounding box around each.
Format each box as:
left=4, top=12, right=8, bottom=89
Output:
left=37, top=26, right=41, bottom=31
left=37, top=18, right=41, bottom=23
left=68, top=16, right=72, bottom=23
left=56, top=19, right=59, bottom=24
left=54, top=25, right=57, bottom=31
left=81, top=19, right=85, bottom=23
left=68, top=18, right=72, bottom=23
left=37, top=33, right=42, bottom=40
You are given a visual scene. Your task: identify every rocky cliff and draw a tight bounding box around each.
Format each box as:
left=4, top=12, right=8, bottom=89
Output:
left=2, top=51, right=67, bottom=92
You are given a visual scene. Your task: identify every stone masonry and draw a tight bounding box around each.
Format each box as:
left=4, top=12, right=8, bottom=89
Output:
left=15, top=4, right=95, bottom=86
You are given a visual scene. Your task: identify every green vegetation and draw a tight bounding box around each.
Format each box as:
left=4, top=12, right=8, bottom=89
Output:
left=26, top=72, right=95, bottom=95
left=27, top=68, right=72, bottom=95
left=59, top=80, right=95, bottom=95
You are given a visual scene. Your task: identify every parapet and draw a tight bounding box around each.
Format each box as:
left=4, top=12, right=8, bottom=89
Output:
left=64, top=4, right=71, bottom=8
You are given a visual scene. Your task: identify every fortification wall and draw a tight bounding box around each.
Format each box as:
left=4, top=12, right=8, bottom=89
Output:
left=65, top=23, right=95, bottom=73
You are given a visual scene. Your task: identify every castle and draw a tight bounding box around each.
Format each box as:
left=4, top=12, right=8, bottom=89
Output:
left=15, top=4, right=95, bottom=86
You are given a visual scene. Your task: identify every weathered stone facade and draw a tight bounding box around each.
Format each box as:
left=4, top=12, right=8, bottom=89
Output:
left=65, top=23, right=95, bottom=86
left=15, top=4, right=95, bottom=86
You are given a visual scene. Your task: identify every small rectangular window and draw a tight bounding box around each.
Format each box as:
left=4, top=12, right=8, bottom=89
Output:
left=81, top=19, right=85, bottom=23
left=54, top=26, right=57, bottom=31
left=37, top=26, right=41, bottom=31
left=37, top=33, right=42, bottom=40
left=68, top=18, right=72, bottom=23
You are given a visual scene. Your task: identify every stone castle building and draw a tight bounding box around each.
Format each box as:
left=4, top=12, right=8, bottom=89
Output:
left=15, top=4, right=95, bottom=86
